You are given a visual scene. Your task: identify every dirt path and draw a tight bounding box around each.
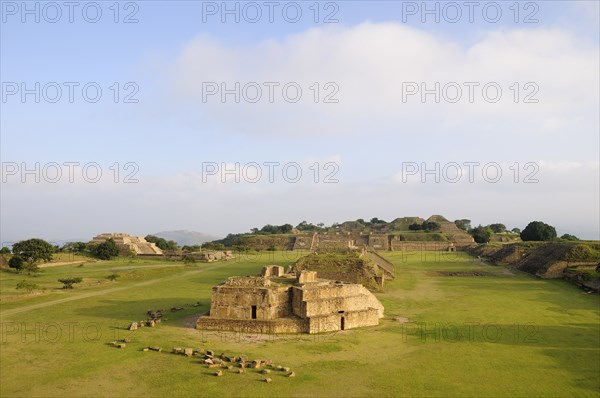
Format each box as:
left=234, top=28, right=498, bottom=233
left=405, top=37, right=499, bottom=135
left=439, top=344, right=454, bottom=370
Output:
left=0, top=263, right=226, bottom=318
left=39, top=260, right=87, bottom=268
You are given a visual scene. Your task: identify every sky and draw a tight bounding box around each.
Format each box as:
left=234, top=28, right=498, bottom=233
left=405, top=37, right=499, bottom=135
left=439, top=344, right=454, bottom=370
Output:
left=1, top=0, right=599, bottom=245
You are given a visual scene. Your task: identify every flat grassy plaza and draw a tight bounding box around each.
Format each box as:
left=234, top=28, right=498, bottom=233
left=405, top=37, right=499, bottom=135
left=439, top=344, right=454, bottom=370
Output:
left=1, top=252, right=598, bottom=397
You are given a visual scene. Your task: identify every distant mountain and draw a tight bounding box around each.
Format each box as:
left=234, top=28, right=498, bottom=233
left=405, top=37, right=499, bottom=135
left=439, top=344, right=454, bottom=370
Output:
left=151, top=230, right=220, bottom=246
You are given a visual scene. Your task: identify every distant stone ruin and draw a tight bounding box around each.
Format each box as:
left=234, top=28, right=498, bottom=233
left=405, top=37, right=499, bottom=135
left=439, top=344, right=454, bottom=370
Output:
left=196, top=251, right=235, bottom=262
left=196, top=265, right=385, bottom=334
left=90, top=233, right=163, bottom=256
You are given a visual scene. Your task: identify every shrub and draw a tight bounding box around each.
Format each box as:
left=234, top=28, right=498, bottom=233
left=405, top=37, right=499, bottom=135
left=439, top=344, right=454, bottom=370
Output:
left=16, top=280, right=38, bottom=293
left=58, top=277, right=83, bottom=289
left=106, top=273, right=119, bottom=281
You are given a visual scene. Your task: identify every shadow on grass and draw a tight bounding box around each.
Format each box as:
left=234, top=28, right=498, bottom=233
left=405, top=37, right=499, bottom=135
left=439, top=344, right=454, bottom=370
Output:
left=72, top=298, right=209, bottom=326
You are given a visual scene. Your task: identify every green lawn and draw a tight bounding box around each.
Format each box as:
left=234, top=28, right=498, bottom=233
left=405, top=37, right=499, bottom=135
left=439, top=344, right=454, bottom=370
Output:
left=1, top=251, right=598, bottom=397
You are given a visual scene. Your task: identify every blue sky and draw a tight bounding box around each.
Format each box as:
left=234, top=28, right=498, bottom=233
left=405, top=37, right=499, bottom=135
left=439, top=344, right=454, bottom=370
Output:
left=1, top=0, right=599, bottom=243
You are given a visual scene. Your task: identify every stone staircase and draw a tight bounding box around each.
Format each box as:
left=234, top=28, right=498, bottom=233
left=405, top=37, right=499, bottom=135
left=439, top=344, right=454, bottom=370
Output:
left=361, top=249, right=395, bottom=279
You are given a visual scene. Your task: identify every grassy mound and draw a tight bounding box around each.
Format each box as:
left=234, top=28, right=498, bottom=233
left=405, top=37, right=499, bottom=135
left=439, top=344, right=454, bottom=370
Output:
left=291, top=251, right=382, bottom=290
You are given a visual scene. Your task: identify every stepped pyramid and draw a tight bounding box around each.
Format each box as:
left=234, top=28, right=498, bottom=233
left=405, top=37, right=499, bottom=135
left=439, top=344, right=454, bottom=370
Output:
left=90, top=233, right=163, bottom=256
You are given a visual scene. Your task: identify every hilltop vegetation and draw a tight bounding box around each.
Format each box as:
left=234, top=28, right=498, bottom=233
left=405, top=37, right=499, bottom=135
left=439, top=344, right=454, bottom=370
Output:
left=292, top=250, right=383, bottom=290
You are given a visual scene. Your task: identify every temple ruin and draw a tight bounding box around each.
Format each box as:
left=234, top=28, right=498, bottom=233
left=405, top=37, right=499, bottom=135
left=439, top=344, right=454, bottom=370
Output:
left=90, top=233, right=164, bottom=256
left=196, top=266, right=384, bottom=334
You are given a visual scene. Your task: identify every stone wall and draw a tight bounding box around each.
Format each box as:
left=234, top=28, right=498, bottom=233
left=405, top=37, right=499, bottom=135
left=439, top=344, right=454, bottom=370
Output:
left=261, top=265, right=285, bottom=277
left=292, top=235, right=314, bottom=251
left=197, top=266, right=385, bottom=334
left=196, top=251, right=234, bottom=262
left=390, top=242, right=458, bottom=251
left=306, top=308, right=380, bottom=333
left=292, top=282, right=384, bottom=319
left=208, top=285, right=292, bottom=320
left=368, top=234, right=389, bottom=250
left=196, top=316, right=308, bottom=334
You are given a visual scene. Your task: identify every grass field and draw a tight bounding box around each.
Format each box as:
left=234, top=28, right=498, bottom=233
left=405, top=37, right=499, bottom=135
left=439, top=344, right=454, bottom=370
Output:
left=1, top=251, right=598, bottom=397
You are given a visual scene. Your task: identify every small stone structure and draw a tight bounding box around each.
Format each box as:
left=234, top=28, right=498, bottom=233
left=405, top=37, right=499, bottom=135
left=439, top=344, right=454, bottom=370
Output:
left=196, top=266, right=384, bottom=334
left=90, top=233, right=163, bottom=256
left=196, top=251, right=234, bottom=262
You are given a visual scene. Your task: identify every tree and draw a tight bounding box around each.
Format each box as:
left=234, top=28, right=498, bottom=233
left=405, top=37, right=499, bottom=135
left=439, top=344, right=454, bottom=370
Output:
left=421, top=221, right=441, bottom=232
left=520, top=221, right=557, bottom=241
left=0, top=247, right=10, bottom=254
left=145, top=235, right=178, bottom=251
left=408, top=223, right=422, bottom=231
left=560, top=234, right=579, bottom=241
left=202, top=242, right=225, bottom=250
left=182, top=245, right=201, bottom=253
left=8, top=255, right=25, bottom=271
left=91, top=238, right=119, bottom=260
left=62, top=242, right=87, bottom=253
left=488, top=223, right=506, bottom=233
left=511, top=228, right=521, bottom=234
left=12, top=238, right=54, bottom=265
left=58, top=277, right=83, bottom=289
left=471, top=225, right=492, bottom=243
left=454, top=219, right=471, bottom=231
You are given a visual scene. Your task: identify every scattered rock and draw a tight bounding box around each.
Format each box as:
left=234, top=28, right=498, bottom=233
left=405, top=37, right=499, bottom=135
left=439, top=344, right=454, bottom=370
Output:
left=276, top=366, right=283, bottom=371
left=123, top=338, right=131, bottom=343
left=184, top=348, right=193, bottom=357
left=251, top=360, right=261, bottom=369
left=237, top=368, right=244, bottom=374
left=172, top=347, right=183, bottom=354
left=206, top=350, right=215, bottom=356
left=171, top=307, right=184, bottom=312
left=213, top=358, right=223, bottom=365
left=128, top=322, right=138, bottom=331
left=117, top=343, right=126, bottom=349
left=288, top=372, right=296, bottom=378
left=262, top=369, right=271, bottom=374
left=109, top=341, right=118, bottom=346
left=214, top=370, right=223, bottom=377
left=204, top=359, right=214, bottom=365
left=264, top=378, right=272, bottom=383
left=142, top=348, right=149, bottom=352
left=238, top=355, right=248, bottom=363
left=149, top=346, right=162, bottom=352
left=226, top=365, right=233, bottom=370
left=208, top=364, right=221, bottom=369
left=282, top=367, right=290, bottom=373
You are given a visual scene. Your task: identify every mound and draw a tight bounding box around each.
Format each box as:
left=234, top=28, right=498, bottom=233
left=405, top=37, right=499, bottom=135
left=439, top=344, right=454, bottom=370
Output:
left=291, top=251, right=383, bottom=290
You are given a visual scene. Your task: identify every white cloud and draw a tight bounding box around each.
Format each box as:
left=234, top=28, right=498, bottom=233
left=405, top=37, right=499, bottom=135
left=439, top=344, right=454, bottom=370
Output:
left=167, top=23, right=599, bottom=153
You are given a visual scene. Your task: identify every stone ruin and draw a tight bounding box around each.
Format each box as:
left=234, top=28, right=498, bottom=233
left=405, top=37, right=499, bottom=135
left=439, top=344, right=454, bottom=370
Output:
left=196, top=265, right=384, bottom=334
left=90, top=233, right=163, bottom=256
left=196, top=250, right=235, bottom=262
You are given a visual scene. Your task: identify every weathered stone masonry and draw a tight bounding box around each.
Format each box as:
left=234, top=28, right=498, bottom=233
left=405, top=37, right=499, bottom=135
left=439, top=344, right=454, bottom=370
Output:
left=196, top=266, right=384, bottom=334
